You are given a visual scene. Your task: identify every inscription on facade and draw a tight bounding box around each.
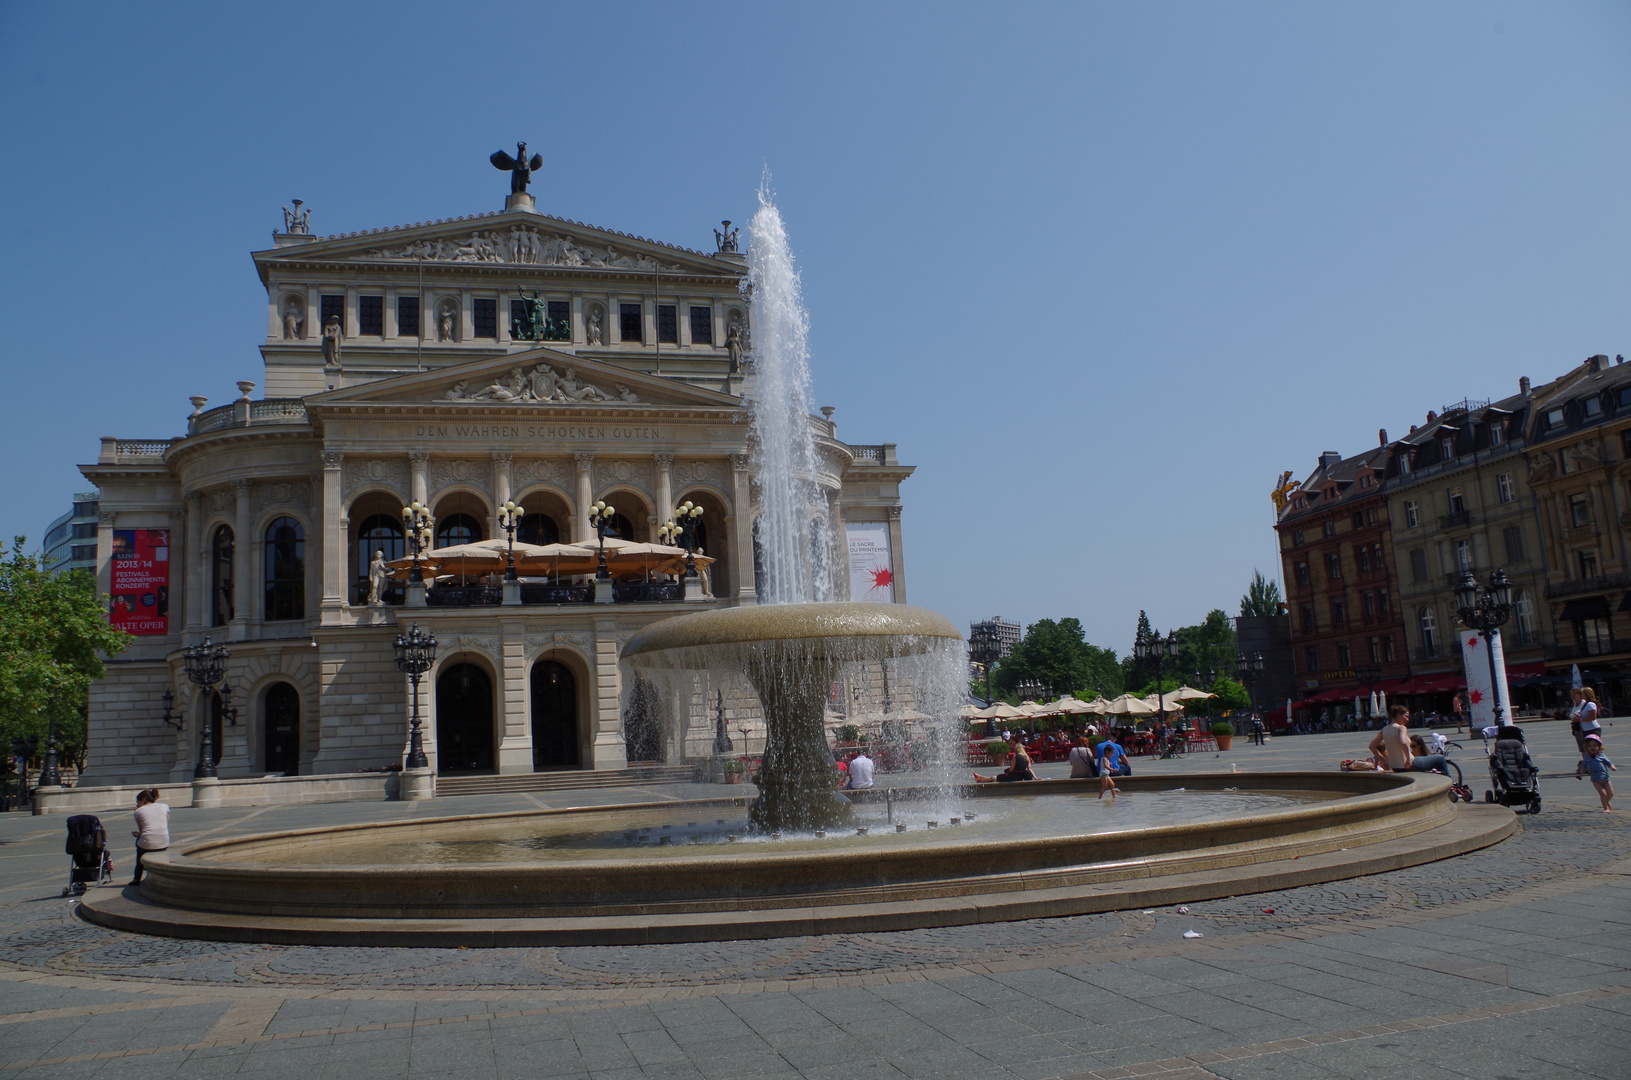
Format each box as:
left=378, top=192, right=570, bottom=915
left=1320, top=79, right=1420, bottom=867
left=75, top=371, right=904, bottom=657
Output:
left=413, top=424, right=664, bottom=441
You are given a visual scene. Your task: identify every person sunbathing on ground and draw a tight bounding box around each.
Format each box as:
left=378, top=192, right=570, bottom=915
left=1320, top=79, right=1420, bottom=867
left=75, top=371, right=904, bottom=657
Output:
left=973, top=750, right=1036, bottom=784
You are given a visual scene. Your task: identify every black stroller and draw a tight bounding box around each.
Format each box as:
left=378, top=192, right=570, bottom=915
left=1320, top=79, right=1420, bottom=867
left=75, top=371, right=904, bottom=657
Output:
left=1483, top=725, right=1541, bottom=814
left=62, top=814, right=112, bottom=896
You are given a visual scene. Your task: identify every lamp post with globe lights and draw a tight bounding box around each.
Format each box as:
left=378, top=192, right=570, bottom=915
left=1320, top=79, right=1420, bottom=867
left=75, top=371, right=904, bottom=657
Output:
left=1454, top=568, right=1514, bottom=728
left=181, top=636, right=235, bottom=779
left=401, top=502, right=434, bottom=606
left=497, top=499, right=525, bottom=604
left=591, top=501, right=617, bottom=603
left=1134, top=628, right=1178, bottom=728
left=393, top=623, right=437, bottom=771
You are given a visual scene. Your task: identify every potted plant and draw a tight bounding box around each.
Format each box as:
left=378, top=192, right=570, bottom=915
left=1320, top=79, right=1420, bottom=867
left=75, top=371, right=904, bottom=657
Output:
left=985, top=738, right=1010, bottom=764
left=1212, top=721, right=1235, bottom=751
left=723, top=759, right=745, bottom=784
left=836, top=723, right=861, bottom=745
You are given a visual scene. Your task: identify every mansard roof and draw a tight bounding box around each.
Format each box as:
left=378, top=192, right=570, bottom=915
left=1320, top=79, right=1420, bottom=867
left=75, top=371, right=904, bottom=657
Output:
left=306, top=346, right=744, bottom=414
left=252, top=207, right=744, bottom=284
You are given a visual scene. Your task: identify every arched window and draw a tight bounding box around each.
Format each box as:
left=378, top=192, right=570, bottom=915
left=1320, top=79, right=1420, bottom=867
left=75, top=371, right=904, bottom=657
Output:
left=264, top=517, right=305, bottom=621
left=211, top=525, right=234, bottom=627
left=1419, top=606, right=1437, bottom=658
left=1514, top=590, right=1535, bottom=644
left=355, top=514, right=404, bottom=601
left=610, top=512, right=636, bottom=540
left=517, top=513, right=559, bottom=545
left=435, top=513, right=482, bottom=548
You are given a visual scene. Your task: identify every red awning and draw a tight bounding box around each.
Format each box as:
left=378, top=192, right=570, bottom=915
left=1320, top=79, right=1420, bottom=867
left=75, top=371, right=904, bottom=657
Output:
left=1392, top=673, right=1461, bottom=695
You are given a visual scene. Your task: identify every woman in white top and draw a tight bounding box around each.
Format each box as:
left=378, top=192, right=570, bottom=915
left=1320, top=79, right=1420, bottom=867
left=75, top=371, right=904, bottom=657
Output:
left=130, top=788, right=170, bottom=887
left=1571, top=688, right=1603, bottom=754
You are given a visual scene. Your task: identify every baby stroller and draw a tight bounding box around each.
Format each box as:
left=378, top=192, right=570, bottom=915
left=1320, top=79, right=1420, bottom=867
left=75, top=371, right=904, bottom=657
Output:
left=1484, top=725, right=1541, bottom=814
left=62, top=814, right=112, bottom=896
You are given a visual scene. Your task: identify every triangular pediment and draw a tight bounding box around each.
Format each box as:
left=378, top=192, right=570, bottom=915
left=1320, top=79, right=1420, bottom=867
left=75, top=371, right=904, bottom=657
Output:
left=306, top=347, right=743, bottom=411
left=255, top=208, right=740, bottom=277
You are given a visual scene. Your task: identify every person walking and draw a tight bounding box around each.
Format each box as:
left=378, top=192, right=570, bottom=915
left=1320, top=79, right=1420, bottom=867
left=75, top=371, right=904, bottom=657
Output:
left=1577, top=734, right=1616, bottom=812
left=129, top=788, right=169, bottom=887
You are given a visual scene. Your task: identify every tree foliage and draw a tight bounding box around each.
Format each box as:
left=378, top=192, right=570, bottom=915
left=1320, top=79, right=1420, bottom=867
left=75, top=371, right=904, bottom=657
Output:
left=1239, top=569, right=1284, bottom=618
left=992, top=618, right=1123, bottom=700
left=0, top=538, right=130, bottom=768
left=1123, top=608, right=1237, bottom=691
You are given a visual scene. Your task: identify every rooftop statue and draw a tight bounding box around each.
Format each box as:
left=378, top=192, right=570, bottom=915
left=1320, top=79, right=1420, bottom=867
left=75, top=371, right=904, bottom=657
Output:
left=491, top=142, right=543, bottom=195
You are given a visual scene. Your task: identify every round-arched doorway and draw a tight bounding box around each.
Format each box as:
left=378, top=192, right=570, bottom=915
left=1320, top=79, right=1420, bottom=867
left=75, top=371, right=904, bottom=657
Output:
left=530, top=660, right=579, bottom=769
left=263, top=682, right=300, bottom=775
left=436, top=662, right=494, bottom=773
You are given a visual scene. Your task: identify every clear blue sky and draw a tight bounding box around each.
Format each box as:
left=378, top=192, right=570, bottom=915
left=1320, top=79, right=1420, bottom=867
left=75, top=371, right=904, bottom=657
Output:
left=2, top=2, right=1628, bottom=656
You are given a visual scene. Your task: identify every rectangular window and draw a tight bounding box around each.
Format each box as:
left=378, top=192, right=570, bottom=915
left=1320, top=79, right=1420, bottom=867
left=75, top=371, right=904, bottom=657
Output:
left=1323, top=521, right=1336, bottom=538
left=619, top=303, right=643, bottom=343
left=1455, top=539, right=1473, bottom=572
left=1295, top=561, right=1310, bottom=587
left=1336, top=642, right=1351, bottom=667
left=1352, top=512, right=1364, bottom=530
left=397, top=295, right=419, bottom=338
left=1299, top=603, right=1314, bottom=631
left=1579, top=617, right=1611, bottom=655
left=1504, top=525, right=1526, bottom=563
left=1367, top=508, right=1379, bottom=525
left=1584, top=396, right=1602, bottom=418
left=1545, top=407, right=1566, bottom=429
left=1580, top=549, right=1600, bottom=579
left=1571, top=493, right=1592, bottom=527
left=1362, top=591, right=1375, bottom=619
left=1305, top=646, right=1319, bottom=675
left=1292, top=529, right=1304, bottom=547
left=1409, top=548, right=1428, bottom=584
left=1447, top=488, right=1465, bottom=515
left=1497, top=473, right=1514, bottom=503
left=1369, top=637, right=1381, bottom=664
left=72, top=522, right=97, bottom=539
left=1441, top=436, right=1456, bottom=460
left=472, top=298, right=497, bottom=338
left=320, top=294, right=344, bottom=334
left=547, top=301, right=570, bottom=340
left=1378, top=587, right=1390, bottom=616
left=1489, top=422, right=1504, bottom=446
left=1383, top=635, right=1396, bottom=662
left=1356, top=545, right=1370, bottom=572
left=509, top=299, right=530, bottom=336
left=1331, top=598, right=1346, bottom=627
left=689, top=305, right=714, bottom=345
left=1372, top=542, right=1383, bottom=570
left=358, top=295, right=383, bottom=336
left=1404, top=500, right=1419, bottom=527
left=1621, top=430, right=1631, bottom=460
left=1327, top=553, right=1342, bottom=580
left=1399, top=454, right=1412, bottom=475
left=656, top=304, right=678, bottom=344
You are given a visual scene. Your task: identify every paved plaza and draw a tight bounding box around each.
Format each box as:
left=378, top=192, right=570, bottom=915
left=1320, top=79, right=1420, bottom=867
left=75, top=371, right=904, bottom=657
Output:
left=1, top=723, right=1626, bottom=1080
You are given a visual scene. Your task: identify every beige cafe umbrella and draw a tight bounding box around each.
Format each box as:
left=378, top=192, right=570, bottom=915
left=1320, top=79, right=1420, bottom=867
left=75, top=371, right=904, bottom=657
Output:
left=1051, top=695, right=1100, bottom=715
left=971, top=702, right=1027, bottom=721
left=1102, top=694, right=1159, bottom=717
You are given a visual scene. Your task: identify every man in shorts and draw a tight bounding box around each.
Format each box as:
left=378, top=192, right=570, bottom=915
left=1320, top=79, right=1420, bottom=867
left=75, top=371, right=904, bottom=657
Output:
left=1368, top=704, right=1449, bottom=774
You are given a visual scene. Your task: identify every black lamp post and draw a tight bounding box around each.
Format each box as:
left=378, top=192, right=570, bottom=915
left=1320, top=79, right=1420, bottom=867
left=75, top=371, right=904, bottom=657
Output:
left=968, top=624, right=1002, bottom=706
left=660, top=501, right=706, bottom=578
left=1135, top=628, right=1178, bottom=727
left=36, top=714, right=62, bottom=788
left=1234, top=651, right=1266, bottom=716
left=393, top=623, right=437, bottom=769
left=498, top=499, right=525, bottom=581
left=713, top=689, right=733, bottom=754
left=401, top=501, right=434, bottom=581
left=1454, top=568, right=1514, bottom=728
left=181, top=636, right=232, bottom=778
left=591, top=501, right=618, bottom=580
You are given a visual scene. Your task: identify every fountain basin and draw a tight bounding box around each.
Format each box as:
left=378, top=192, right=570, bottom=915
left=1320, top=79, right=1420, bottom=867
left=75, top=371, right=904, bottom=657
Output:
left=78, top=773, right=1518, bottom=945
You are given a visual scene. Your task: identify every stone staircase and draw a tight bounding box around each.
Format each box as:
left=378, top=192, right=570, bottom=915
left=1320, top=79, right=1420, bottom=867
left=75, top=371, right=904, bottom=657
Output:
left=434, top=764, right=702, bottom=798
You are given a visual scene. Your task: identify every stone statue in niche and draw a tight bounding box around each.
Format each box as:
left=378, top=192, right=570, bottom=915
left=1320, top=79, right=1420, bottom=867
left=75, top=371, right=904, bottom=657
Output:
left=725, top=319, right=744, bottom=372
left=587, top=307, right=603, bottom=346
left=367, top=550, right=387, bottom=606
left=714, top=220, right=739, bottom=253
left=282, top=302, right=305, bottom=340
left=439, top=304, right=457, bottom=342
left=321, top=316, right=343, bottom=366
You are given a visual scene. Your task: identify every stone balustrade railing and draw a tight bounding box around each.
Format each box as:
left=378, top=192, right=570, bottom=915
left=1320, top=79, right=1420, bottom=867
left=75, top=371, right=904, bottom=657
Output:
left=189, top=399, right=308, bottom=436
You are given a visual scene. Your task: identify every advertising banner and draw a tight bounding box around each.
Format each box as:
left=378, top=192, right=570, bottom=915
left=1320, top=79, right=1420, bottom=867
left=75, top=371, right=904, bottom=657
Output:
left=1459, top=628, right=1510, bottom=727
left=846, top=522, right=896, bottom=603
left=109, top=528, right=170, bottom=635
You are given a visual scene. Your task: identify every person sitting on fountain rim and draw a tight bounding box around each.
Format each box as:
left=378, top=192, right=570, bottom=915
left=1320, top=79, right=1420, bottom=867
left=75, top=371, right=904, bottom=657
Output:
left=973, top=748, right=1036, bottom=784
left=1369, top=704, right=1448, bottom=774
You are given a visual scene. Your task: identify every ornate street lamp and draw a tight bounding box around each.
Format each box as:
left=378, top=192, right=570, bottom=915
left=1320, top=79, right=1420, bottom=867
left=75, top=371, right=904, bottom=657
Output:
left=393, top=623, right=437, bottom=769
left=591, top=501, right=618, bottom=580
left=1135, top=628, right=1178, bottom=727
left=1454, top=568, right=1514, bottom=727
left=181, top=636, right=233, bottom=778
left=497, top=500, right=525, bottom=582
left=659, top=501, right=706, bottom=578
left=968, top=624, right=1002, bottom=706
left=1234, top=651, right=1266, bottom=715
left=36, top=715, right=62, bottom=788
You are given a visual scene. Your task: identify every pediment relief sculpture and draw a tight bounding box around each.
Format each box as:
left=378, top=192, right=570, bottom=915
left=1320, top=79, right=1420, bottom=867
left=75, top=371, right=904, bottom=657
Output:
left=358, top=227, right=682, bottom=271
left=442, top=363, right=636, bottom=404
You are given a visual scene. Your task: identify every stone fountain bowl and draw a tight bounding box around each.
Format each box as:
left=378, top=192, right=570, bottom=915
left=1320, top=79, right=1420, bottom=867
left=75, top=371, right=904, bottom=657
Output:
left=620, top=601, right=962, bottom=666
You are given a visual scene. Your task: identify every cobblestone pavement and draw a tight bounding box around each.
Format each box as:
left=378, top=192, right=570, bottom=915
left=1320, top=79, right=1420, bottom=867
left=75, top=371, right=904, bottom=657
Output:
left=1, top=725, right=1626, bottom=1079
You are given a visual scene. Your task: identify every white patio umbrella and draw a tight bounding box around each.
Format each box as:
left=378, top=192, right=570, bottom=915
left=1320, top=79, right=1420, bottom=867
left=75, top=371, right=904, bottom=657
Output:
left=1370, top=690, right=1380, bottom=717
left=1052, top=695, right=1099, bottom=715
left=1377, top=690, right=1387, bottom=714
left=1103, top=694, right=1159, bottom=716
left=1354, top=694, right=1364, bottom=719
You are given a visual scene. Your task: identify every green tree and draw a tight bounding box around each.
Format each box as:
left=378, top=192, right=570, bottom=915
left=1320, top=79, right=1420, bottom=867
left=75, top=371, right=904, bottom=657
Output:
left=0, top=538, right=130, bottom=771
left=1173, top=609, right=1238, bottom=682
left=1239, top=570, right=1283, bottom=618
left=992, top=618, right=1123, bottom=700
left=1207, top=676, right=1252, bottom=712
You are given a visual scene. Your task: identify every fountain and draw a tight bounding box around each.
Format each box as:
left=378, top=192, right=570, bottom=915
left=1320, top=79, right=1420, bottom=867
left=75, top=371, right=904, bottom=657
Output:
left=77, top=185, right=1520, bottom=948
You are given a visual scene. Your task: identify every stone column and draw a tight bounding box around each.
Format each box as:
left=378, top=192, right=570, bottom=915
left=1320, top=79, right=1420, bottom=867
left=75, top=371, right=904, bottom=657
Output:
left=573, top=452, right=594, bottom=543
left=588, top=616, right=627, bottom=770
left=496, top=624, right=531, bottom=774
left=409, top=451, right=429, bottom=506
left=96, top=510, right=116, bottom=603
left=183, top=491, right=203, bottom=637
left=653, top=453, right=673, bottom=526
left=730, top=454, right=756, bottom=603
left=230, top=479, right=253, bottom=640
left=886, top=504, right=907, bottom=604
left=321, top=452, right=345, bottom=609
left=492, top=451, right=514, bottom=537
